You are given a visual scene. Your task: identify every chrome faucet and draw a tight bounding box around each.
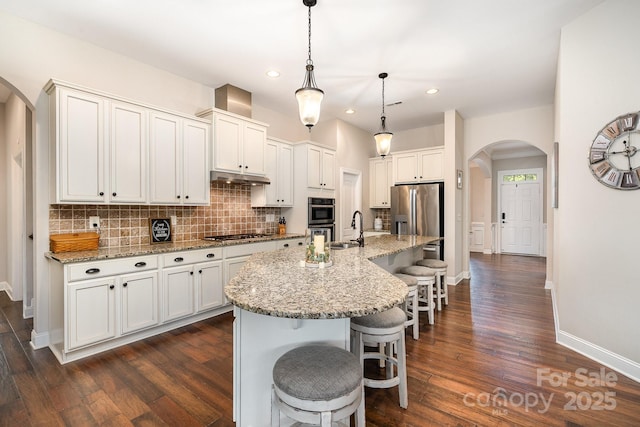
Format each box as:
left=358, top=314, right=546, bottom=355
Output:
left=350, top=210, right=364, bottom=247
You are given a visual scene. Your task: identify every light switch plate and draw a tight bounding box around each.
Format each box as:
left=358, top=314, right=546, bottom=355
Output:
left=89, top=216, right=100, bottom=229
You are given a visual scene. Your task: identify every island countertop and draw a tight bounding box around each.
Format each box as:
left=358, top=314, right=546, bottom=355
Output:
left=224, top=234, right=438, bottom=319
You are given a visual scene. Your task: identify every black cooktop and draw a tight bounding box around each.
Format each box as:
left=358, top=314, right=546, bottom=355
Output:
left=202, top=233, right=270, bottom=241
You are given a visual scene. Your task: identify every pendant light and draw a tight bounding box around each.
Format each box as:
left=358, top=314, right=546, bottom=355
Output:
left=374, top=73, right=393, bottom=158
left=295, top=0, right=324, bottom=131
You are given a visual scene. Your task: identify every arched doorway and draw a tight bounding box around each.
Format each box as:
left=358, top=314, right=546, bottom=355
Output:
left=0, top=78, right=35, bottom=318
left=468, top=140, right=547, bottom=257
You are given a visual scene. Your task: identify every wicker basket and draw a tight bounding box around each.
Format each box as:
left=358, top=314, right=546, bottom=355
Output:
left=50, top=232, right=100, bottom=253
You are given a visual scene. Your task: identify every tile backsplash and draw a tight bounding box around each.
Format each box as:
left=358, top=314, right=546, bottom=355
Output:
left=49, top=182, right=281, bottom=248
left=371, top=209, right=391, bottom=231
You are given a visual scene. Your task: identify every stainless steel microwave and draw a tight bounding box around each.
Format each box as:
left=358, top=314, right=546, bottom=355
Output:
left=308, top=197, right=335, bottom=225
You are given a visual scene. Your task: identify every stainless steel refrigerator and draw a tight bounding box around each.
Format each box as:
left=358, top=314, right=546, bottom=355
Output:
left=390, top=182, right=444, bottom=260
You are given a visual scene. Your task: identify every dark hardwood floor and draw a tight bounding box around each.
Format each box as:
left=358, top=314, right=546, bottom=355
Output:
left=2, top=253, right=640, bottom=426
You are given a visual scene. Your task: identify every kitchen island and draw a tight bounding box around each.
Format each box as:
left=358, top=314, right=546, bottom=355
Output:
left=225, top=234, right=437, bottom=426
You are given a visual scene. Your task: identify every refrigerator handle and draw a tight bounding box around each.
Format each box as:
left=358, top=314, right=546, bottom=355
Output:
left=410, top=189, right=417, bottom=235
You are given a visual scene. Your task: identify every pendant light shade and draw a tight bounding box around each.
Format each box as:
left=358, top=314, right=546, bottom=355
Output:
left=296, top=0, right=323, bottom=130
left=375, top=73, right=393, bottom=158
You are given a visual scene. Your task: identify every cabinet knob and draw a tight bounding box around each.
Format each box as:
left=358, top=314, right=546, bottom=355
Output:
left=134, top=262, right=147, bottom=268
left=174, top=257, right=184, bottom=263
left=206, top=253, right=215, bottom=258
left=123, top=282, right=128, bottom=287
left=420, top=176, right=422, bottom=179
left=298, top=242, right=303, bottom=246
left=245, top=165, right=248, bottom=169
left=190, top=271, right=194, bottom=275
left=198, top=269, right=202, bottom=274
left=185, top=195, right=189, bottom=199
left=112, top=192, right=117, bottom=197
left=238, top=165, right=243, bottom=168
left=109, top=284, right=114, bottom=289
left=85, top=268, right=100, bottom=274
left=99, top=192, right=104, bottom=196
left=177, top=195, right=181, bottom=199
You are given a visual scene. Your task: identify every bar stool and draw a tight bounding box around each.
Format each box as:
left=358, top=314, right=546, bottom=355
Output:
left=396, top=265, right=437, bottom=325
left=394, top=273, right=419, bottom=340
left=415, top=259, right=448, bottom=311
left=350, top=307, right=408, bottom=409
left=271, top=345, right=365, bottom=426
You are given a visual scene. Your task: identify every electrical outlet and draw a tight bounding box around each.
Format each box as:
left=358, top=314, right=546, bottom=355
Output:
left=89, top=216, right=100, bottom=229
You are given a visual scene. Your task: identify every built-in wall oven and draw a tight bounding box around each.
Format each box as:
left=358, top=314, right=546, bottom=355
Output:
left=308, top=197, right=335, bottom=241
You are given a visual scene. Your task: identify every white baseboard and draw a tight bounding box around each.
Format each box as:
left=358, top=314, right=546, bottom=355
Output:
left=30, top=329, right=50, bottom=350
left=482, top=249, right=492, bottom=255
left=447, top=272, right=466, bottom=286
left=544, top=279, right=553, bottom=290
left=557, top=330, right=640, bottom=384
left=462, top=270, right=470, bottom=280
left=23, top=302, right=33, bottom=318
left=0, top=281, right=7, bottom=292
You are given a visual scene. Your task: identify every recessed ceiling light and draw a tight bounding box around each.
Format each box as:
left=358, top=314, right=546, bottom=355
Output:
left=345, top=108, right=355, bottom=114
left=266, top=70, right=280, bottom=78
left=426, top=88, right=439, bottom=95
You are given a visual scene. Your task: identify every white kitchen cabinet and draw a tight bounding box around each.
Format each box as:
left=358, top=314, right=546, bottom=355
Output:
left=295, top=142, right=336, bottom=190
left=162, top=265, right=195, bottom=322
left=251, top=138, right=293, bottom=207
left=67, top=277, right=116, bottom=350
left=206, top=110, right=267, bottom=176
left=196, top=261, right=224, bottom=312
left=369, top=157, right=394, bottom=208
left=393, top=147, right=444, bottom=184
left=120, top=271, right=159, bottom=335
left=109, top=101, right=147, bottom=203
left=149, top=113, right=210, bottom=205
left=49, top=85, right=107, bottom=203
left=273, top=237, right=305, bottom=250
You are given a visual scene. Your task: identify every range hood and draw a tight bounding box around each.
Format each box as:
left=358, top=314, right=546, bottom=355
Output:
left=210, top=170, right=270, bottom=185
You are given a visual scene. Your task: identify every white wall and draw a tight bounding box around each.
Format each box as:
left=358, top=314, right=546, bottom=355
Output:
left=444, top=110, right=465, bottom=283
left=555, top=0, right=640, bottom=378
left=385, top=123, right=444, bottom=154
left=0, top=103, right=6, bottom=287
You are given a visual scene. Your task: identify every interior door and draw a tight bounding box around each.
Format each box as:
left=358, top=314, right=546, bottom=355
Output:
left=340, top=172, right=359, bottom=241
left=500, top=181, right=540, bottom=255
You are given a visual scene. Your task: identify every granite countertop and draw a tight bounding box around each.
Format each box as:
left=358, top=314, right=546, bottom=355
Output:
left=225, top=234, right=438, bottom=319
left=46, top=233, right=305, bottom=264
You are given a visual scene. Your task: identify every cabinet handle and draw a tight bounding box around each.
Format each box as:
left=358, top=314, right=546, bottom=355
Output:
left=298, top=242, right=303, bottom=246
left=109, top=284, right=114, bottom=289
left=245, top=165, right=248, bottom=169
left=177, top=195, right=181, bottom=199
left=85, top=268, right=100, bottom=274
left=112, top=192, right=117, bottom=197
left=123, top=282, right=128, bottom=287
left=206, top=253, right=215, bottom=258
left=99, top=192, right=104, bottom=196
left=198, top=269, right=202, bottom=274
left=185, top=195, right=189, bottom=199
left=190, top=271, right=194, bottom=275
left=283, top=243, right=289, bottom=248
left=134, top=262, right=147, bottom=268
left=238, top=165, right=243, bottom=168
left=174, top=257, right=184, bottom=262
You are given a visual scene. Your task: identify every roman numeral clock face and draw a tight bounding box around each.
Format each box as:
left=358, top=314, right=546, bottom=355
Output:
left=589, top=112, right=640, bottom=190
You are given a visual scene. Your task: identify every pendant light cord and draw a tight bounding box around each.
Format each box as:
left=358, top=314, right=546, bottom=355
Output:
left=307, top=5, right=313, bottom=65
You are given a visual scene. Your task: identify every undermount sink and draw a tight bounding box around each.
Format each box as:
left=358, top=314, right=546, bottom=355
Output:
left=330, top=242, right=360, bottom=250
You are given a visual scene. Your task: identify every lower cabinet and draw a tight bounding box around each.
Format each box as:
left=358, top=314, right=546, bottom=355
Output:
left=50, top=238, right=303, bottom=363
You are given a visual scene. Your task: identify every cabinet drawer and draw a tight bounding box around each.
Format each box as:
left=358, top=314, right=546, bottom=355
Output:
left=162, top=247, right=223, bottom=266
left=274, top=238, right=305, bottom=250
left=68, top=255, right=158, bottom=281
left=223, top=241, right=274, bottom=258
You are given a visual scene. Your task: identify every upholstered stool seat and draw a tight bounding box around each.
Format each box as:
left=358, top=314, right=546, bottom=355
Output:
left=415, top=258, right=449, bottom=310
left=394, top=273, right=419, bottom=340
left=351, top=307, right=408, bottom=409
left=272, top=345, right=365, bottom=426
left=396, top=265, right=437, bottom=325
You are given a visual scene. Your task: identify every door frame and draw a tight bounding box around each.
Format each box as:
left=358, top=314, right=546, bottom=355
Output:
left=338, top=167, right=362, bottom=241
left=496, top=167, right=544, bottom=255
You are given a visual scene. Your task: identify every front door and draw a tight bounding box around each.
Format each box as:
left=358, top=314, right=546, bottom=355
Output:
left=499, top=169, right=542, bottom=255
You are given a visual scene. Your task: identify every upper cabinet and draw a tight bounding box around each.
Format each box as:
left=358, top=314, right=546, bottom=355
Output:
left=393, top=147, right=444, bottom=184
left=251, top=138, right=293, bottom=207
left=149, top=113, right=210, bottom=205
left=45, top=79, right=210, bottom=206
left=369, top=157, right=394, bottom=208
left=297, top=143, right=336, bottom=190
left=198, top=109, right=268, bottom=177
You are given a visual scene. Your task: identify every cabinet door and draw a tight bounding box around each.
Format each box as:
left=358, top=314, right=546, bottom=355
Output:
left=110, top=101, right=147, bottom=203
left=394, top=153, right=419, bottom=184
left=162, top=266, right=195, bottom=322
left=67, top=278, right=116, bottom=350
left=306, top=145, right=322, bottom=189
left=278, top=143, right=293, bottom=206
left=263, top=140, right=279, bottom=205
left=419, top=150, right=444, bottom=181
left=243, top=122, right=266, bottom=175
left=224, top=256, right=251, bottom=285
left=58, top=89, right=106, bottom=202
left=196, top=261, right=224, bottom=312
left=149, top=112, right=181, bottom=204
left=182, top=119, right=210, bottom=205
left=214, top=114, right=242, bottom=172
left=371, top=158, right=392, bottom=208
left=120, top=271, right=159, bottom=335
left=321, top=149, right=336, bottom=190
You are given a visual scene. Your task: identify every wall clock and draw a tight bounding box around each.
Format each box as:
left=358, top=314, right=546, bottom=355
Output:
left=589, top=111, right=640, bottom=190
